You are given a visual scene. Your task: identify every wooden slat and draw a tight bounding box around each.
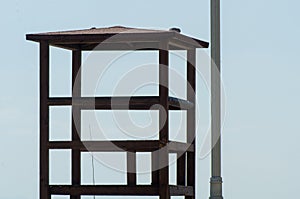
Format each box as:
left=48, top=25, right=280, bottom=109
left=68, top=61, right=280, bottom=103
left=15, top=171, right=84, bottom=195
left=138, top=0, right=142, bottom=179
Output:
left=47, top=96, right=193, bottom=110
left=39, top=41, right=50, bottom=199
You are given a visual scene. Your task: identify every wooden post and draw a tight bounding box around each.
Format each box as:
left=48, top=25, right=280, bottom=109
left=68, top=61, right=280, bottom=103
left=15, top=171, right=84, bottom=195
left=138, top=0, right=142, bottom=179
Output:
left=210, top=0, right=223, bottom=198
left=71, top=50, right=82, bottom=199
left=127, top=152, right=137, bottom=185
left=40, top=41, right=50, bottom=199
left=177, top=152, right=186, bottom=186
left=158, top=43, right=170, bottom=199
left=186, top=49, right=196, bottom=199
left=151, top=151, right=159, bottom=185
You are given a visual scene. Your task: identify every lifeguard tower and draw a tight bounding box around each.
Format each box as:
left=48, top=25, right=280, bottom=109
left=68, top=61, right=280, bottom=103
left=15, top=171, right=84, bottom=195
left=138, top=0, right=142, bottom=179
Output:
left=26, top=26, right=209, bottom=199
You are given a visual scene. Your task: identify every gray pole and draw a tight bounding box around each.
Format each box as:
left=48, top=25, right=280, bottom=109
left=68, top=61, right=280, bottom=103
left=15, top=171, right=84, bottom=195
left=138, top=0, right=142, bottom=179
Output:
left=210, top=0, right=223, bottom=199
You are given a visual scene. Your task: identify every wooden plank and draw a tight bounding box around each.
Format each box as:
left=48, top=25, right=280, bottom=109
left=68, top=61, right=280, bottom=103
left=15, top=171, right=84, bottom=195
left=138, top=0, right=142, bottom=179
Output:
left=47, top=96, right=193, bottom=110
left=48, top=140, right=159, bottom=151
left=49, top=185, right=159, bottom=195
left=186, top=49, right=196, bottom=199
left=51, top=44, right=81, bottom=51
left=48, top=140, right=194, bottom=153
left=158, top=43, right=170, bottom=199
left=49, top=185, right=193, bottom=196
left=39, top=41, right=50, bottom=199
left=26, top=32, right=172, bottom=45
left=81, top=42, right=160, bottom=51
left=71, top=50, right=82, bottom=199
left=48, top=42, right=188, bottom=51
left=127, top=152, right=137, bottom=185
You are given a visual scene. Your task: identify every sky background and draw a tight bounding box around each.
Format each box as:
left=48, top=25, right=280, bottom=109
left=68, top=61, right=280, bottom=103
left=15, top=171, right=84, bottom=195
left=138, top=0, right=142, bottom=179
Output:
left=1, top=0, right=300, bottom=199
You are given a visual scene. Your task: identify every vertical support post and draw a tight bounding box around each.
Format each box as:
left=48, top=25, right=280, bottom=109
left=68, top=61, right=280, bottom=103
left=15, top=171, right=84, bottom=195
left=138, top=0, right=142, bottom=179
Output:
left=71, top=50, right=82, bottom=199
left=40, top=41, right=50, bottom=199
left=158, top=42, right=170, bottom=199
left=127, top=152, right=137, bottom=185
left=177, top=152, right=186, bottom=186
left=151, top=151, right=159, bottom=185
left=210, top=0, right=223, bottom=198
left=186, top=49, right=196, bottom=199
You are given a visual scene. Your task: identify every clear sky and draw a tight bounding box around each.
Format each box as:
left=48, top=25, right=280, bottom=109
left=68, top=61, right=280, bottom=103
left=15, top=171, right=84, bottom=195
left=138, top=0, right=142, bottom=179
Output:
left=1, top=0, right=300, bottom=199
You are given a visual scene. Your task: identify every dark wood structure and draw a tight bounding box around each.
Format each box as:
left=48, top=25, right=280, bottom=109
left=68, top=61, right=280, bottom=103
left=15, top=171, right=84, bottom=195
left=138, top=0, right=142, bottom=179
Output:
left=26, top=26, right=209, bottom=199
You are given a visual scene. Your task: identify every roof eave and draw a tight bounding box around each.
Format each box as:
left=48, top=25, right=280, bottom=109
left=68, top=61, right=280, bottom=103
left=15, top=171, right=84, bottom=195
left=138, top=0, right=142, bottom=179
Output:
left=26, top=32, right=209, bottom=50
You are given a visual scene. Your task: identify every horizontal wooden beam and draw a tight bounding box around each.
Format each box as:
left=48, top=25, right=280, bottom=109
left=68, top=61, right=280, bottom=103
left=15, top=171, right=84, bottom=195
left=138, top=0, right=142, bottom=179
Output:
left=50, top=185, right=158, bottom=195
left=49, top=140, right=158, bottom=152
left=48, top=140, right=194, bottom=152
left=26, top=32, right=172, bottom=45
left=172, top=32, right=209, bottom=48
left=81, top=42, right=160, bottom=51
left=47, top=96, right=194, bottom=110
left=49, top=185, right=193, bottom=196
left=80, top=42, right=187, bottom=51
left=51, top=44, right=81, bottom=51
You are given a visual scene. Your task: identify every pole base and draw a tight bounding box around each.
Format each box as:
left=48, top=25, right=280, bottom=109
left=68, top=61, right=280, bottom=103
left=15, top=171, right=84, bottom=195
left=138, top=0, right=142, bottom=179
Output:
left=209, top=176, right=223, bottom=199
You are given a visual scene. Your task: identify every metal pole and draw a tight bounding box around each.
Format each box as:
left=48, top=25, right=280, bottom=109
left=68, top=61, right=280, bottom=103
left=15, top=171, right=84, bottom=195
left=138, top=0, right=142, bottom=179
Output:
left=210, top=0, right=223, bottom=198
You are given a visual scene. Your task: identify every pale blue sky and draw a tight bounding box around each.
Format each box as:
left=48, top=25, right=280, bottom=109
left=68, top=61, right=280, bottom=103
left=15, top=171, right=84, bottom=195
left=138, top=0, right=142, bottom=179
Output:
left=1, top=0, right=300, bottom=199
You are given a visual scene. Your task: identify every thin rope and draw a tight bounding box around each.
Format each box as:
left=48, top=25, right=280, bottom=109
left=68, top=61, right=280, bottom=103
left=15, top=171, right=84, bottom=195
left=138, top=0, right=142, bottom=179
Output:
left=89, top=124, right=96, bottom=199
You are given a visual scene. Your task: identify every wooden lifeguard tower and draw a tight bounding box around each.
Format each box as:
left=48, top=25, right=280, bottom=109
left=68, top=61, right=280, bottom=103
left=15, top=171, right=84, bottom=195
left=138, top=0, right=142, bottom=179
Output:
left=26, top=26, right=209, bottom=199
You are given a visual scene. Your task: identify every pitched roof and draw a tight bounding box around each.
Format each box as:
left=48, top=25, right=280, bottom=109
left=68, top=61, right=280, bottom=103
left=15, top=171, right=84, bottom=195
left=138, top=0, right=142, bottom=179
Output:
left=26, top=26, right=209, bottom=50
left=32, top=26, right=168, bottom=35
